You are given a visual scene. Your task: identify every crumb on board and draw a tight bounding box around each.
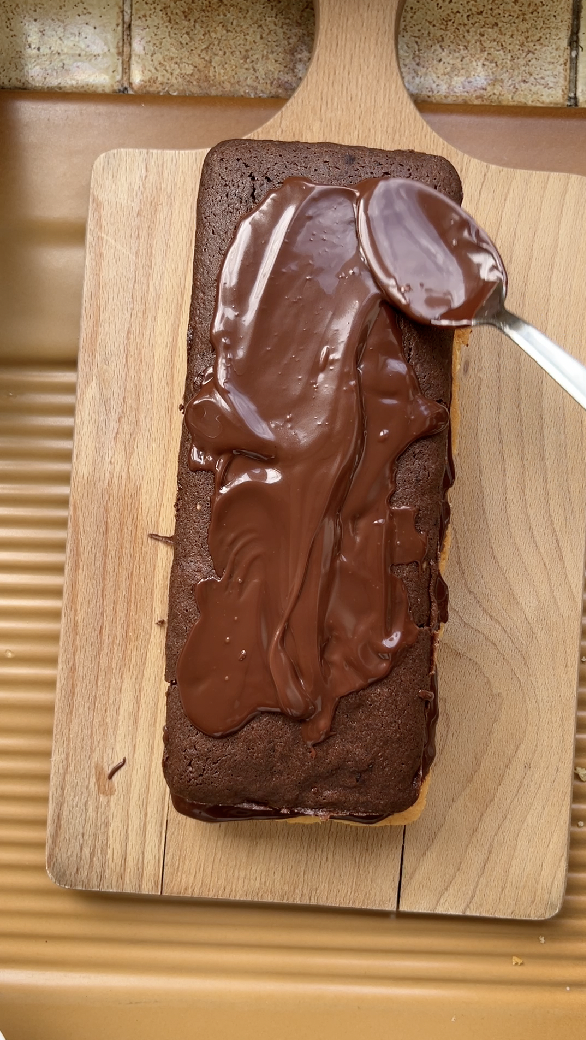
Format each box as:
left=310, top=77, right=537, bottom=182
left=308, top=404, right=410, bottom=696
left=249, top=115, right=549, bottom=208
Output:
left=578, top=821, right=584, bottom=828
left=107, top=757, right=127, bottom=780
left=539, top=936, right=545, bottom=943
left=512, top=956, right=523, bottom=966
left=575, top=766, right=586, bottom=782
left=156, top=619, right=166, bottom=627
left=148, top=532, right=175, bottom=546
left=196, top=503, right=201, bottom=511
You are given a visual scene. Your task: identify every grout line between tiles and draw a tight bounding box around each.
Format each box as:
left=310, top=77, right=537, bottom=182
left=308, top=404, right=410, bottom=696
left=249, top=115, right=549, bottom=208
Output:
left=121, top=0, right=133, bottom=93
left=568, top=0, right=582, bottom=106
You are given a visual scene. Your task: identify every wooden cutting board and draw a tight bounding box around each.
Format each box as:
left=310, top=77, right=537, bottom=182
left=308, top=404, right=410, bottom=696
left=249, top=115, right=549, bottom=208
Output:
left=47, top=0, right=586, bottom=917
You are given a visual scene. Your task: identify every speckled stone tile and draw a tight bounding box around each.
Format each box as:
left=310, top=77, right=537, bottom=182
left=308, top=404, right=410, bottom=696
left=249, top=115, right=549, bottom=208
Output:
left=577, top=12, right=586, bottom=105
left=0, top=1, right=577, bottom=104
left=0, top=0, right=122, bottom=91
left=398, top=0, right=573, bottom=105
left=129, top=0, right=314, bottom=97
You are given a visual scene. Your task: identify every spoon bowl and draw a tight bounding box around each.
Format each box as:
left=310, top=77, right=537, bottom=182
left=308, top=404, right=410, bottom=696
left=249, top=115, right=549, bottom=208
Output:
left=356, top=177, right=586, bottom=412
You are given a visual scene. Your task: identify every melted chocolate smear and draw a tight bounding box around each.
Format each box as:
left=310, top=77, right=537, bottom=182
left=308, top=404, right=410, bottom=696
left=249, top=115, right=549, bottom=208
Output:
left=177, top=177, right=451, bottom=746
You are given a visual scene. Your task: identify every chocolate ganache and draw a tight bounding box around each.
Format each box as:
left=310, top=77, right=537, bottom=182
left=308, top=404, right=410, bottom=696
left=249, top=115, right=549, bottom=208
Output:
left=175, top=176, right=504, bottom=748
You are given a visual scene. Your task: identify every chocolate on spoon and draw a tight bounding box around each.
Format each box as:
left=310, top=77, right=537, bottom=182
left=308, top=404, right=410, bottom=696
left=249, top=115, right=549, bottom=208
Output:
left=357, top=178, right=586, bottom=411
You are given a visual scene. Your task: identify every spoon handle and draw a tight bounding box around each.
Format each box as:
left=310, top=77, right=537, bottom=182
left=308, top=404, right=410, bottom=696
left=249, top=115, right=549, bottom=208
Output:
left=485, top=306, right=586, bottom=412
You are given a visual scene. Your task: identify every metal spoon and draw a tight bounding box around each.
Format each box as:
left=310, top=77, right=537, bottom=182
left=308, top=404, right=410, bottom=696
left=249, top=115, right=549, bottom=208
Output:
left=356, top=178, right=586, bottom=411
left=473, top=283, right=586, bottom=412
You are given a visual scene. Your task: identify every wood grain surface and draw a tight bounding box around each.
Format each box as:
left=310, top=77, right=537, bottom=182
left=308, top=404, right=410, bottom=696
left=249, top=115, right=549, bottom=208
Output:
left=47, top=0, right=586, bottom=916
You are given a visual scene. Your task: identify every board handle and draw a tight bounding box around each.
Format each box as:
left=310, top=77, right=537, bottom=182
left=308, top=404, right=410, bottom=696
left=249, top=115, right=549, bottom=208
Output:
left=249, top=0, right=441, bottom=153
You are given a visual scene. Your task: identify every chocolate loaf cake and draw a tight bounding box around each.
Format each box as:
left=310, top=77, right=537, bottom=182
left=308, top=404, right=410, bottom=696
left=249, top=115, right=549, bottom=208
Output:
left=163, top=139, right=462, bottom=824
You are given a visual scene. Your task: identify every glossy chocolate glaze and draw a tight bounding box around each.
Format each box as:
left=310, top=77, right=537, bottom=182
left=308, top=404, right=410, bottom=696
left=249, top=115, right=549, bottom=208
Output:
left=176, top=177, right=451, bottom=747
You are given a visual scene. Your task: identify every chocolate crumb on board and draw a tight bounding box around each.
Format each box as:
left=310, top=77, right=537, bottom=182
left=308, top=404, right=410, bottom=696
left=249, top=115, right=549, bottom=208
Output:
left=107, top=757, right=127, bottom=780
left=148, top=533, right=175, bottom=546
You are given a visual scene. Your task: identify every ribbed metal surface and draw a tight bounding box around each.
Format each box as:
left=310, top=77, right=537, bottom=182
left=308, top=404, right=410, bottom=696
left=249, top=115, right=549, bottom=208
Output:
left=0, top=361, right=585, bottom=994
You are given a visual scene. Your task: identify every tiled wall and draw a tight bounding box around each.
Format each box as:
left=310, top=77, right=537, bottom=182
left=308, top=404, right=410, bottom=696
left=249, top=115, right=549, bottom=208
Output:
left=400, top=0, right=576, bottom=106
left=0, top=0, right=582, bottom=105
